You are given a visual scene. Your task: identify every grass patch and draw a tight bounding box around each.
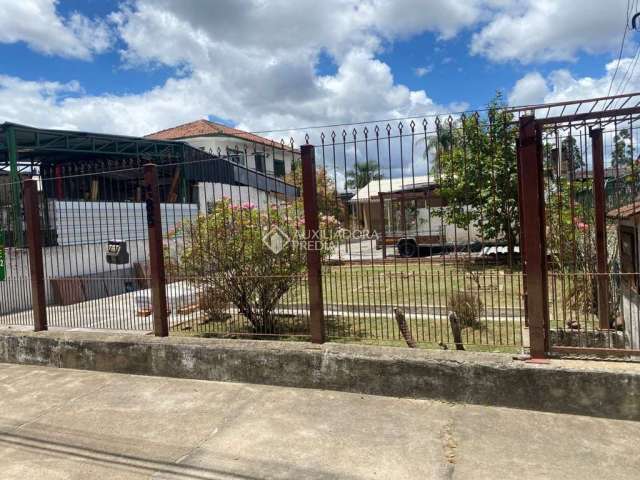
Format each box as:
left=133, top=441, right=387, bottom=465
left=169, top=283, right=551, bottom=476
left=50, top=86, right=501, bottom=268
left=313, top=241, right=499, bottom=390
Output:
left=171, top=310, right=523, bottom=354
left=282, top=262, right=526, bottom=312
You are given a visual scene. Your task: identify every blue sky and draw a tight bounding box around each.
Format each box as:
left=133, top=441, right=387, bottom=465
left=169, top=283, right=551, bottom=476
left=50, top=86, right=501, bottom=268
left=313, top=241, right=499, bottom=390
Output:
left=0, top=0, right=637, bottom=137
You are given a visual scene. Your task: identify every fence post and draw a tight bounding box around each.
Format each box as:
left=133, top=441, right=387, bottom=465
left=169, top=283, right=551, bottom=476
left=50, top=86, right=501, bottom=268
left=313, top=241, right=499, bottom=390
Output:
left=379, top=195, right=387, bottom=259
left=590, top=127, right=610, bottom=330
left=301, top=144, right=326, bottom=344
left=516, top=139, right=528, bottom=328
left=518, top=116, right=549, bottom=358
left=23, top=179, right=47, bottom=331
left=143, top=163, right=169, bottom=337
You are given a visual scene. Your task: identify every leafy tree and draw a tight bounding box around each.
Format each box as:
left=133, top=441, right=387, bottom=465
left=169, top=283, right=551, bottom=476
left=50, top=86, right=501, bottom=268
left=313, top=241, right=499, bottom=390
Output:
left=608, top=129, right=638, bottom=209
left=560, top=135, right=584, bottom=173
left=285, top=162, right=346, bottom=220
left=436, top=92, right=520, bottom=261
left=346, top=160, right=383, bottom=190
left=612, top=128, right=633, bottom=167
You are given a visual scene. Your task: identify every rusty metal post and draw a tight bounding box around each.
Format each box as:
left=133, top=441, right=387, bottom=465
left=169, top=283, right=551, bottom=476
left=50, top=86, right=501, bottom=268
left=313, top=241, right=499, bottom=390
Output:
left=23, top=179, right=47, bottom=331
left=518, top=116, right=549, bottom=358
left=301, top=144, right=326, bottom=344
left=516, top=137, right=528, bottom=328
left=379, top=194, right=387, bottom=259
left=590, top=127, right=610, bottom=330
left=143, top=164, right=169, bottom=337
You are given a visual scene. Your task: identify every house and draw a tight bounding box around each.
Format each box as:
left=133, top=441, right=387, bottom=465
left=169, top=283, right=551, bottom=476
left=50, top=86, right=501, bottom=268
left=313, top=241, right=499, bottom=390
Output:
left=146, top=119, right=297, bottom=179
left=607, top=201, right=640, bottom=349
left=350, top=176, right=480, bottom=257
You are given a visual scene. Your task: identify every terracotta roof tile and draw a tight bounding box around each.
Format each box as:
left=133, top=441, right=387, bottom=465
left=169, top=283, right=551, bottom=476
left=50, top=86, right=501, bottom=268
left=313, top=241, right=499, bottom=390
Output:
left=145, top=119, right=298, bottom=151
left=608, top=199, right=640, bottom=219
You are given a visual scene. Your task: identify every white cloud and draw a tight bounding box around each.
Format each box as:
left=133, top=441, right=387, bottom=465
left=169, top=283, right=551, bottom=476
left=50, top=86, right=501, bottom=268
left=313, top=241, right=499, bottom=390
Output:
left=414, top=66, right=432, bottom=77
left=361, top=0, right=484, bottom=41
left=472, top=0, right=630, bottom=63
left=0, top=0, right=112, bottom=60
left=0, top=0, right=482, bottom=139
left=12, top=0, right=633, bottom=146
left=0, top=50, right=448, bottom=140
left=508, top=72, right=549, bottom=105
left=110, top=0, right=484, bottom=66
left=509, top=57, right=640, bottom=107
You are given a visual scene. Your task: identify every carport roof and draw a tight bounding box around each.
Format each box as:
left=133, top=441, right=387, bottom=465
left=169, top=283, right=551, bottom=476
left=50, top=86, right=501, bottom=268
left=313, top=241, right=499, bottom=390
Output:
left=0, top=122, right=185, bottom=163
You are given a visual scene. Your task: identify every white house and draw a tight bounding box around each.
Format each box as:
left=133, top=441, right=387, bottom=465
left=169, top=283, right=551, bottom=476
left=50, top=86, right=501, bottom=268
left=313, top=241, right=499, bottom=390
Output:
left=146, top=119, right=297, bottom=179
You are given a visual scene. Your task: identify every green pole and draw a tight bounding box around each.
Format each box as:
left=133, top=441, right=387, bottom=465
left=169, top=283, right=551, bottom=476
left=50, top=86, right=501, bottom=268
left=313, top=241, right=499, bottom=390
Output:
left=6, top=127, right=22, bottom=248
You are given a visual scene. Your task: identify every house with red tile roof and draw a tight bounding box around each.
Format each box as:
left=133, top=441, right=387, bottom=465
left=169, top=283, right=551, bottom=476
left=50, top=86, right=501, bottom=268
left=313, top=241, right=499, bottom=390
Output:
left=146, top=119, right=297, bottom=179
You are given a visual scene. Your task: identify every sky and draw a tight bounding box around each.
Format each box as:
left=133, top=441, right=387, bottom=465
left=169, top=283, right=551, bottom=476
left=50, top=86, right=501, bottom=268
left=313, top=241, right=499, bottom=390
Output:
left=0, top=0, right=639, bottom=142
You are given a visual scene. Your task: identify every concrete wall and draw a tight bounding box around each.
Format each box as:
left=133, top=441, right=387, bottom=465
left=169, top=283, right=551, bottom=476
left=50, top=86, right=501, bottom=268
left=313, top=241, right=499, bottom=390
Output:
left=196, top=182, right=279, bottom=213
left=0, top=202, right=199, bottom=315
left=52, top=201, right=198, bottom=245
left=0, top=243, right=148, bottom=316
left=0, top=331, right=638, bottom=420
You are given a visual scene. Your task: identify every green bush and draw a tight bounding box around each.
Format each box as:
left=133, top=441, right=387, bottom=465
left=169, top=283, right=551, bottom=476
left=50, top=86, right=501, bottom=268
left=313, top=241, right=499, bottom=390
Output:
left=174, top=199, right=338, bottom=333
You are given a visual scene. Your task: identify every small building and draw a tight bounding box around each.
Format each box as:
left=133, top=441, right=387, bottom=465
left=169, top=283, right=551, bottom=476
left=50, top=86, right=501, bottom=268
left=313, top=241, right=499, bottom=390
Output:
left=350, top=176, right=480, bottom=257
left=145, top=119, right=297, bottom=179
left=608, top=200, right=640, bottom=349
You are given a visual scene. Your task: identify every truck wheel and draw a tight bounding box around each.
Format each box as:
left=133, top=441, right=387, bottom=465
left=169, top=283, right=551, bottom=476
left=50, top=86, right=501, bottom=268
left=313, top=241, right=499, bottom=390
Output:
left=398, top=240, right=417, bottom=258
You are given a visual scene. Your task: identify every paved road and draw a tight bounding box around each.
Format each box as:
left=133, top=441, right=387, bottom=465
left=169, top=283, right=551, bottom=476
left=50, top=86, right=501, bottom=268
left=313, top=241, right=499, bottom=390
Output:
left=0, top=363, right=638, bottom=479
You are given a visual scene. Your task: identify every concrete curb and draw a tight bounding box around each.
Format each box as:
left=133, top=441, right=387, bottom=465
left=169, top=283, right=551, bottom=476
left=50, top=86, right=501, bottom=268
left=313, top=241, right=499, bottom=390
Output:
left=0, top=330, right=639, bottom=420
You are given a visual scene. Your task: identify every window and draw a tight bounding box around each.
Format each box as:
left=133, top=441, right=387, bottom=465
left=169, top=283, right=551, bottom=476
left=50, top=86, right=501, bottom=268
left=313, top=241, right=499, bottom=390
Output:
left=254, top=152, right=266, bottom=173
left=274, top=159, right=286, bottom=177
left=226, top=148, right=245, bottom=166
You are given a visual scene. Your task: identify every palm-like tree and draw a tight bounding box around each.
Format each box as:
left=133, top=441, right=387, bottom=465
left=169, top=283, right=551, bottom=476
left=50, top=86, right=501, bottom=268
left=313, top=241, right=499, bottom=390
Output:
left=413, top=129, right=454, bottom=174
left=346, top=161, right=383, bottom=190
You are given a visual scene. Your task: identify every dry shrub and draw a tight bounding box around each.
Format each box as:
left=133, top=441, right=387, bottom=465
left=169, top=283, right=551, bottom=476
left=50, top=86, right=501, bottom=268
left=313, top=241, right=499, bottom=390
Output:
left=447, top=291, right=483, bottom=328
left=198, top=287, right=230, bottom=323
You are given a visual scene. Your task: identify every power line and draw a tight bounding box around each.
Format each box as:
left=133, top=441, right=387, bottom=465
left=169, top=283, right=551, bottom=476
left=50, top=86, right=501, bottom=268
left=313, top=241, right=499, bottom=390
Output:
left=608, top=0, right=632, bottom=97
left=616, top=43, right=640, bottom=95
left=617, top=0, right=640, bottom=94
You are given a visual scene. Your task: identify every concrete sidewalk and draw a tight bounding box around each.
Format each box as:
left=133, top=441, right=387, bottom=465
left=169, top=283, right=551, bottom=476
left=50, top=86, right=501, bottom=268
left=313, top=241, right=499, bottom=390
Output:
left=0, top=364, right=638, bottom=479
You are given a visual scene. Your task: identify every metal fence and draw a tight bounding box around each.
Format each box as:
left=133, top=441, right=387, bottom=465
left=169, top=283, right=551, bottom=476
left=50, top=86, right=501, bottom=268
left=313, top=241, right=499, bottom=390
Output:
left=0, top=178, right=32, bottom=323
left=4, top=93, right=640, bottom=359
left=513, top=92, right=640, bottom=359
left=310, top=112, right=525, bottom=351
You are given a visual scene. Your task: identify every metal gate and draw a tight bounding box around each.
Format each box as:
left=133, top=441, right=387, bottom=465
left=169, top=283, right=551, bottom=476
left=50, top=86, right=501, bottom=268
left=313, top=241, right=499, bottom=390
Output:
left=515, top=92, right=640, bottom=358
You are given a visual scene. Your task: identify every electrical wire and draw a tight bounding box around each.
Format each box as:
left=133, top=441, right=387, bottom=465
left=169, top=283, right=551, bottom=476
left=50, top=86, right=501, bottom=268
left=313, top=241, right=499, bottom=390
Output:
left=615, top=0, right=640, bottom=94
left=616, top=43, right=640, bottom=95
left=608, top=0, right=632, bottom=97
